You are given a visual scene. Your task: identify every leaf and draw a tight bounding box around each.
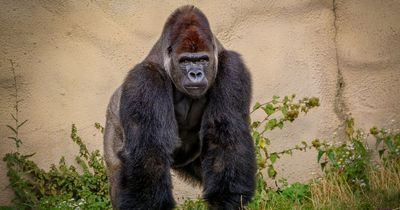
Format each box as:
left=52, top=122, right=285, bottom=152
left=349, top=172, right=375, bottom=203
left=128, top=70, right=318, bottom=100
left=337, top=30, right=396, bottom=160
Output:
left=265, top=119, right=278, bottom=130
left=257, top=159, right=267, bottom=168
left=252, top=131, right=260, bottom=144
left=251, top=121, right=260, bottom=128
left=252, top=102, right=261, bottom=111
left=8, top=136, right=17, bottom=140
left=277, top=121, right=284, bottom=129
left=267, top=165, right=277, bottom=178
left=6, top=125, right=17, bottom=134
left=353, top=140, right=367, bottom=156
left=17, top=119, right=28, bottom=128
left=269, top=153, right=279, bottom=164
left=272, top=95, right=279, bottom=104
left=262, top=104, right=275, bottom=115
left=317, top=150, right=325, bottom=162
left=384, top=137, right=394, bottom=150
left=259, top=138, right=266, bottom=149
left=281, top=106, right=288, bottom=115
left=284, top=96, right=289, bottom=103
left=369, top=126, right=379, bottom=135
left=326, top=149, right=336, bottom=164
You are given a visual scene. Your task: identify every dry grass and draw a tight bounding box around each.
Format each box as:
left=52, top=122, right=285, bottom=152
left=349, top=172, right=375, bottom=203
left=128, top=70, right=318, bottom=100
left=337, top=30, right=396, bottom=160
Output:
left=310, top=161, right=400, bottom=210
left=310, top=174, right=356, bottom=209
left=369, top=161, right=400, bottom=192
left=367, top=161, right=400, bottom=209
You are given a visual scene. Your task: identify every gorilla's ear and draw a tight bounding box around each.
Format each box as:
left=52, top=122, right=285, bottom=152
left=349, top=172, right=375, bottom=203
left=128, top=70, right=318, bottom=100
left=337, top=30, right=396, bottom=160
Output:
left=213, top=37, right=224, bottom=73
left=163, top=48, right=172, bottom=76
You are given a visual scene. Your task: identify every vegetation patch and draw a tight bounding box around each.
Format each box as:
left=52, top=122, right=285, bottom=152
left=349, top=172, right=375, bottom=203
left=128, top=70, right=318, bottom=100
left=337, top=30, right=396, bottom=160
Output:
left=1, top=68, right=399, bottom=209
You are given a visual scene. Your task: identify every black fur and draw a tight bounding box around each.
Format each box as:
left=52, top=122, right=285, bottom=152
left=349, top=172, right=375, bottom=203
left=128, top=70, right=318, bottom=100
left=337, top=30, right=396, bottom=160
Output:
left=200, top=51, right=255, bottom=209
left=117, top=5, right=256, bottom=210
left=119, top=63, right=178, bottom=209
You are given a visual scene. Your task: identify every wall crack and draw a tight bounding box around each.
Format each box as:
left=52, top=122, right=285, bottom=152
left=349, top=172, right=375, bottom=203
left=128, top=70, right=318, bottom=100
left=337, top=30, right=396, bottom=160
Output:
left=332, top=0, right=348, bottom=124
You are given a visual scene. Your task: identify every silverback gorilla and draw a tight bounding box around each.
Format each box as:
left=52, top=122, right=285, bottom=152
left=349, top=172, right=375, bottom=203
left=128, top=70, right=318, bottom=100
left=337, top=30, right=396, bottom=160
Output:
left=103, top=5, right=256, bottom=210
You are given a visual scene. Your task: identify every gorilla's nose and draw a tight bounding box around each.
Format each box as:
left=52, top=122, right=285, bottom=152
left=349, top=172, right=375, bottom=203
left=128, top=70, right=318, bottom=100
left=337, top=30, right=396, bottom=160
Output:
left=188, top=68, right=204, bottom=83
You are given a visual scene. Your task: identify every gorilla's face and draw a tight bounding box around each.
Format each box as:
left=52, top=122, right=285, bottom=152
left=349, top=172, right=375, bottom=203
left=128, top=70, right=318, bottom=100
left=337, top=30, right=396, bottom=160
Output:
left=169, top=49, right=216, bottom=98
left=162, top=15, right=218, bottom=98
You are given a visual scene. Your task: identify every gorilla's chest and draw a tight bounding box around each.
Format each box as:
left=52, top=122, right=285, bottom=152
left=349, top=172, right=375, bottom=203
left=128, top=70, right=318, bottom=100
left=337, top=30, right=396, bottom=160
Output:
left=172, top=90, right=207, bottom=167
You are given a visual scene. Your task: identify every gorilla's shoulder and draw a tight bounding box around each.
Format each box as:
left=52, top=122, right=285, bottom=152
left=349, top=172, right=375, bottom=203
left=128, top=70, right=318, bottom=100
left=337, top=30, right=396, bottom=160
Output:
left=124, top=61, right=170, bottom=88
left=218, top=50, right=250, bottom=82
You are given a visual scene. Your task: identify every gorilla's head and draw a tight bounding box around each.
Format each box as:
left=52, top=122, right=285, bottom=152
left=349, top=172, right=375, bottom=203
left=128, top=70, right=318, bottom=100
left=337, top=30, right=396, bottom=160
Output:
left=161, top=6, right=219, bottom=98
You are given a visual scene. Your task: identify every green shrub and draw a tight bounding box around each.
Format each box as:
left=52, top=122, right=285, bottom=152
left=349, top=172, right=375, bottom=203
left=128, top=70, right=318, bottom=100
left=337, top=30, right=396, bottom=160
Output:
left=178, top=97, right=400, bottom=210
left=312, top=118, right=370, bottom=190
left=247, top=95, right=319, bottom=209
left=3, top=64, right=111, bottom=209
left=310, top=120, right=400, bottom=210
left=3, top=124, right=111, bottom=210
left=2, top=68, right=398, bottom=210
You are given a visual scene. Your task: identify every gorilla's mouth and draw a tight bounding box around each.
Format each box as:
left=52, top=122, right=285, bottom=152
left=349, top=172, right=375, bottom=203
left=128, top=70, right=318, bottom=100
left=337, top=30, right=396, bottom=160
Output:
left=185, top=85, right=203, bottom=89
left=184, top=84, right=208, bottom=96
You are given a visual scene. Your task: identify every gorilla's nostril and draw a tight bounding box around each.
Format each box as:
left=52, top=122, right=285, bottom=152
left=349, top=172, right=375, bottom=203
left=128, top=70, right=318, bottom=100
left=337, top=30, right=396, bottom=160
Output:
left=188, top=70, right=204, bottom=82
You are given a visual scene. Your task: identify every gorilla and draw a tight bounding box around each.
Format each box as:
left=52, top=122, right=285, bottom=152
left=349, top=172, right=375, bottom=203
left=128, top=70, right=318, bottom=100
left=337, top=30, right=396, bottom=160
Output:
left=103, top=5, right=256, bottom=210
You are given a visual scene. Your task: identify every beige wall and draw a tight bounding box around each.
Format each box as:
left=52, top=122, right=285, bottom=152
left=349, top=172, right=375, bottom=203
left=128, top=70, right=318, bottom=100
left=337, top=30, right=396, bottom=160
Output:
left=1, top=0, right=399, bottom=205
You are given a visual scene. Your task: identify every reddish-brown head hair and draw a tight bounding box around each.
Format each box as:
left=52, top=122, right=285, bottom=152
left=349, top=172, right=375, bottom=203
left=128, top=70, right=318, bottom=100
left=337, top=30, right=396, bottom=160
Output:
left=163, top=6, right=214, bottom=54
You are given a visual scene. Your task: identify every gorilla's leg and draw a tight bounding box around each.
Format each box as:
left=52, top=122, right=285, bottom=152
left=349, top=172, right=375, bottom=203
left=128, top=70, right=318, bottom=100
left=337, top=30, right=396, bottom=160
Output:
left=201, top=139, right=255, bottom=210
left=118, top=145, right=175, bottom=210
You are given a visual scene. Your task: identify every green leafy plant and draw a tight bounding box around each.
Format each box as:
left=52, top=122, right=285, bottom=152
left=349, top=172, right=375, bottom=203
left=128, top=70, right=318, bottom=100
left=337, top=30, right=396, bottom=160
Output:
left=6, top=59, right=27, bottom=149
left=3, top=66, right=398, bottom=210
left=312, top=118, right=400, bottom=192
left=312, top=118, right=370, bottom=190
left=247, top=95, right=319, bottom=209
left=3, top=61, right=110, bottom=209
left=177, top=95, right=320, bottom=210
left=175, top=198, right=207, bottom=210
left=251, top=95, right=319, bottom=180
left=178, top=96, right=399, bottom=210
left=310, top=119, right=400, bottom=209
left=3, top=124, right=111, bottom=210
left=370, top=125, right=400, bottom=163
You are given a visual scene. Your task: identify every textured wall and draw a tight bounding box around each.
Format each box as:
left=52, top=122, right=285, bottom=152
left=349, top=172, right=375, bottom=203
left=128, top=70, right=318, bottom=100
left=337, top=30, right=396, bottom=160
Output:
left=1, top=0, right=399, bottom=205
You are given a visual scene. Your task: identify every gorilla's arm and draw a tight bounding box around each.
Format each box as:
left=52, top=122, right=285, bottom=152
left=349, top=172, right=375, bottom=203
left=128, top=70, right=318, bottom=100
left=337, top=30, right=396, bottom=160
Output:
left=103, top=86, right=123, bottom=208
left=201, top=51, right=256, bottom=210
left=118, top=62, right=178, bottom=210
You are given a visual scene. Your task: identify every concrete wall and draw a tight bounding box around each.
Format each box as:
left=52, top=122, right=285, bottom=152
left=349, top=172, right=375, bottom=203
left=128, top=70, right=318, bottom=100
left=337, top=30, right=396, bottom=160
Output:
left=1, top=0, right=399, bottom=205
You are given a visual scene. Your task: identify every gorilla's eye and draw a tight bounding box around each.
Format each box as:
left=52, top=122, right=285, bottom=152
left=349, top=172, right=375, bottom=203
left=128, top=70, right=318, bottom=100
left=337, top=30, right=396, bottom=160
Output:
left=179, top=57, right=191, bottom=64
left=179, top=55, right=209, bottom=64
left=197, top=55, right=209, bottom=62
